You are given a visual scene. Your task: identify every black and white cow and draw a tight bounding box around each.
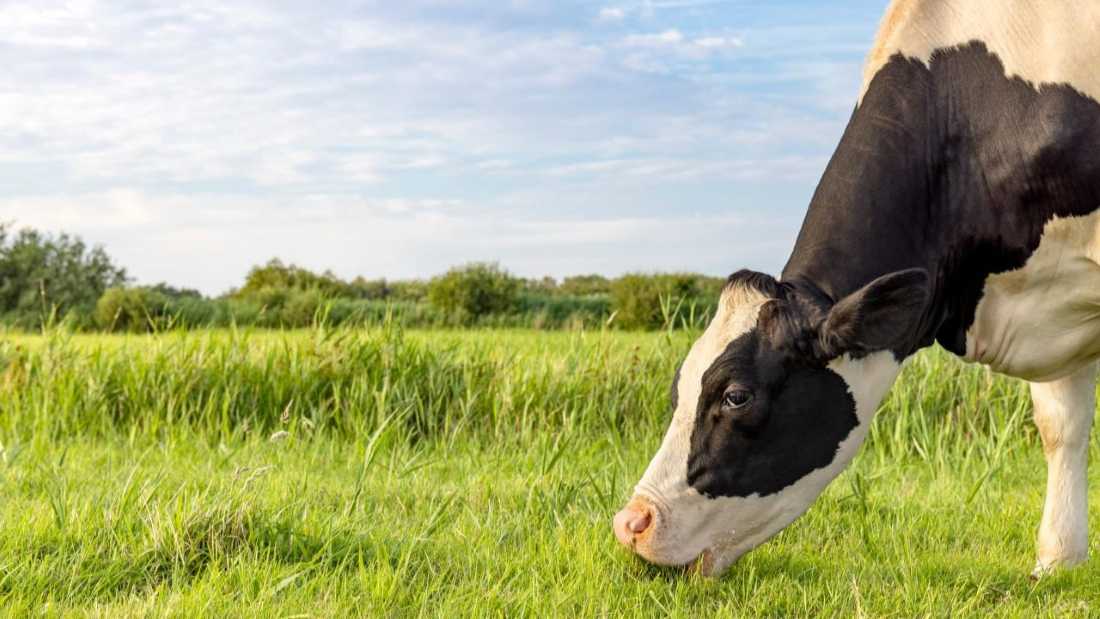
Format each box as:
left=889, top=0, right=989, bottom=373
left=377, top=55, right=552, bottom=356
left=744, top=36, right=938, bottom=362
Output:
left=613, top=0, right=1100, bottom=578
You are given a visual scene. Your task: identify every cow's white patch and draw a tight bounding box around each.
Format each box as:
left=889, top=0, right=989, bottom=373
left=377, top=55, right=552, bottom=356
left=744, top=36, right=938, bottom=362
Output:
left=634, top=283, right=770, bottom=510
left=629, top=284, right=768, bottom=567
left=964, top=211, right=1100, bottom=382
left=629, top=279, right=902, bottom=574
left=861, top=0, right=1100, bottom=105
left=688, top=351, right=900, bottom=576
left=1029, top=363, right=1096, bottom=577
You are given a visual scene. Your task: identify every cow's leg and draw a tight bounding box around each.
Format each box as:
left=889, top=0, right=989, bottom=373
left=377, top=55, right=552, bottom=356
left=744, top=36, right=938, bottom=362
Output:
left=1029, top=362, right=1097, bottom=577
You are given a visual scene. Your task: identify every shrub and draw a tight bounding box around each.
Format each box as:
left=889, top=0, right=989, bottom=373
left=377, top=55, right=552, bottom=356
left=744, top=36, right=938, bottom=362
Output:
left=388, top=280, right=429, bottom=303
left=278, top=288, right=327, bottom=328
left=0, top=223, right=127, bottom=329
left=224, top=299, right=266, bottom=328
left=172, top=296, right=223, bottom=329
left=96, top=287, right=173, bottom=332
left=249, top=286, right=291, bottom=314
left=349, top=277, right=390, bottom=300
left=560, top=274, right=611, bottom=296
left=522, top=276, right=559, bottom=295
left=61, top=302, right=99, bottom=332
left=427, top=262, right=520, bottom=322
left=235, top=259, right=353, bottom=299
left=146, top=282, right=203, bottom=299
left=610, top=273, right=715, bottom=330
left=515, top=294, right=610, bottom=329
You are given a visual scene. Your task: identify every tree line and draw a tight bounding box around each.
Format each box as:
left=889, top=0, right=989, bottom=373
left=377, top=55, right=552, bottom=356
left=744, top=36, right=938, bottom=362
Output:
left=0, top=223, right=726, bottom=332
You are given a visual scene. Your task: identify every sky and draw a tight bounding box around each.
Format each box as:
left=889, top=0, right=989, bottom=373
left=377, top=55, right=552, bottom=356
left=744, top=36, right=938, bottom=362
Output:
left=0, top=0, right=888, bottom=295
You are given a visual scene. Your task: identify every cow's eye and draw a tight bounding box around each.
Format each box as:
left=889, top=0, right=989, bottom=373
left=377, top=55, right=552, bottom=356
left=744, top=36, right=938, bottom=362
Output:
left=722, top=389, right=753, bottom=409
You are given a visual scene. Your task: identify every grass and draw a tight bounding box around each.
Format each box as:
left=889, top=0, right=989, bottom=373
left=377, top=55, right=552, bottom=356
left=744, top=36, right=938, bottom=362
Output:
left=1, top=325, right=1099, bottom=616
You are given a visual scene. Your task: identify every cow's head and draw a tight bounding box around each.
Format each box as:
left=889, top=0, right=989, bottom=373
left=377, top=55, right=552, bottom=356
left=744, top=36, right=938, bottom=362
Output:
left=614, top=268, right=929, bottom=576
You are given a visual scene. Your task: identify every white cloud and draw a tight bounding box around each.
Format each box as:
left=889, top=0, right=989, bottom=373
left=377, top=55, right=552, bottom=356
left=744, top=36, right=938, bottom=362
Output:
left=0, top=2, right=874, bottom=288
left=598, top=7, right=627, bottom=21
left=617, top=28, right=748, bottom=70
left=694, top=35, right=743, bottom=49
left=543, top=155, right=827, bottom=183
left=0, top=190, right=478, bottom=293
left=620, top=28, right=749, bottom=67
left=623, top=29, right=684, bottom=47
left=335, top=20, right=412, bottom=50
left=0, top=188, right=802, bottom=293
left=0, top=3, right=622, bottom=191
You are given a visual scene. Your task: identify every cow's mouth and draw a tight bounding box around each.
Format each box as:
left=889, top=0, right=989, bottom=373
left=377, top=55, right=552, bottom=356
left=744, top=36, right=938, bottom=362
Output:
left=692, top=548, right=718, bottom=576
left=690, top=532, right=744, bottom=577
left=690, top=546, right=736, bottom=577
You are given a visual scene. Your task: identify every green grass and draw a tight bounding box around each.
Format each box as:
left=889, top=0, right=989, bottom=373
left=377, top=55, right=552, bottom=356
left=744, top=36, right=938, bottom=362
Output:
left=1, top=326, right=1098, bottom=616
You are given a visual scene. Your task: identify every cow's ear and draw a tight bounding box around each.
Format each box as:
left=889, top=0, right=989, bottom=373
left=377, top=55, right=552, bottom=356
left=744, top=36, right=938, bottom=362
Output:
left=819, top=268, right=929, bottom=358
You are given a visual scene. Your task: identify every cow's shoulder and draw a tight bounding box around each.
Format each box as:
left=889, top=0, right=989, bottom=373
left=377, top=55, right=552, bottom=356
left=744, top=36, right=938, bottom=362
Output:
left=965, top=212, right=1100, bottom=381
left=862, top=0, right=1100, bottom=106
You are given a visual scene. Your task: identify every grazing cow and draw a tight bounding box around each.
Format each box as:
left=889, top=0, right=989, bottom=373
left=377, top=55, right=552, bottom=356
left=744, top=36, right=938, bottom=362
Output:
left=613, top=0, right=1100, bottom=578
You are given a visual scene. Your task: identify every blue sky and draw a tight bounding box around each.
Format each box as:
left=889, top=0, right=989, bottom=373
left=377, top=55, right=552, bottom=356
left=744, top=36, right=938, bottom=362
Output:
left=0, top=1, right=887, bottom=294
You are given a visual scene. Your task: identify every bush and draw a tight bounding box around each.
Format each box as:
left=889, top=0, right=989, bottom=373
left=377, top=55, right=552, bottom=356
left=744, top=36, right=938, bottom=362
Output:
left=224, top=298, right=266, bottom=327
left=235, top=259, right=354, bottom=299
left=0, top=227, right=733, bottom=334
left=610, top=273, right=717, bottom=330
left=388, top=280, right=429, bottom=303
left=0, top=223, right=127, bottom=329
left=560, top=274, right=611, bottom=296
left=427, top=263, right=520, bottom=322
left=278, top=288, right=327, bottom=328
left=96, top=287, right=173, bottom=332
left=349, top=277, right=390, bottom=300
left=515, top=294, right=610, bottom=329
left=146, top=282, right=203, bottom=300
left=172, top=296, right=222, bottom=328
left=522, top=276, right=559, bottom=295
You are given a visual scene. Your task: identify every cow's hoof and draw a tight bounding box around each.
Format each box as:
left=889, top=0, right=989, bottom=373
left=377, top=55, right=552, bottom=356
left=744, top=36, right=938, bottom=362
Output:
left=1031, top=554, right=1087, bottom=580
left=1030, top=562, right=1052, bottom=581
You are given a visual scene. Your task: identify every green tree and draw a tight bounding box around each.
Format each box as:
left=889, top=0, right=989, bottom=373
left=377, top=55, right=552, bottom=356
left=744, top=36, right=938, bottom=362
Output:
left=388, top=280, right=429, bottom=302
left=522, top=276, right=559, bottom=295
left=560, top=274, right=611, bottom=296
left=145, top=282, right=203, bottom=299
left=234, top=259, right=353, bottom=299
left=95, top=287, right=172, bottom=332
left=609, top=273, right=704, bottom=330
left=350, top=277, right=390, bottom=300
left=427, top=262, right=520, bottom=321
left=0, top=223, right=127, bottom=328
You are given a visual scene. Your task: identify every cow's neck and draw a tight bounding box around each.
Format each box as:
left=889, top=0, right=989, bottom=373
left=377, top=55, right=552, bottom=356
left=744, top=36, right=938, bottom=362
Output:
left=781, top=54, right=944, bottom=356
left=781, top=43, right=1100, bottom=358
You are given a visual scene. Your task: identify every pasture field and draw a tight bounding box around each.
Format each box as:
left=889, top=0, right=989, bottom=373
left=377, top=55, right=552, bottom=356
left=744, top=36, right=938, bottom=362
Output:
left=1, top=326, right=1099, bottom=617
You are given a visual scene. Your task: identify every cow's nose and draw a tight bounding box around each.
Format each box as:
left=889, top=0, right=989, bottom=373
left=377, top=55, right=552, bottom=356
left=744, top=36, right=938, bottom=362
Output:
left=613, top=498, right=654, bottom=547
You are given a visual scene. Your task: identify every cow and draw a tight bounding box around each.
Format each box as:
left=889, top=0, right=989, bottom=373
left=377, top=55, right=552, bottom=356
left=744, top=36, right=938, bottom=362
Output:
left=613, top=0, right=1100, bottom=579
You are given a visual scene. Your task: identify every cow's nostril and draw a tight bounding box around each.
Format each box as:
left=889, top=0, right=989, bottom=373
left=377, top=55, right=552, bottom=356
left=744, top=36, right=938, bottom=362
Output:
left=613, top=499, right=655, bottom=547
left=628, top=512, right=651, bottom=534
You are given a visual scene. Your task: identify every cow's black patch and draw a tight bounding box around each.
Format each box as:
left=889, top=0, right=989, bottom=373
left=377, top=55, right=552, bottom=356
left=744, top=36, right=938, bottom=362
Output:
left=685, top=41, right=1100, bottom=500
left=669, top=362, right=683, bottom=410
left=725, top=269, right=784, bottom=298
left=782, top=41, right=1100, bottom=357
left=686, top=328, right=858, bottom=498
